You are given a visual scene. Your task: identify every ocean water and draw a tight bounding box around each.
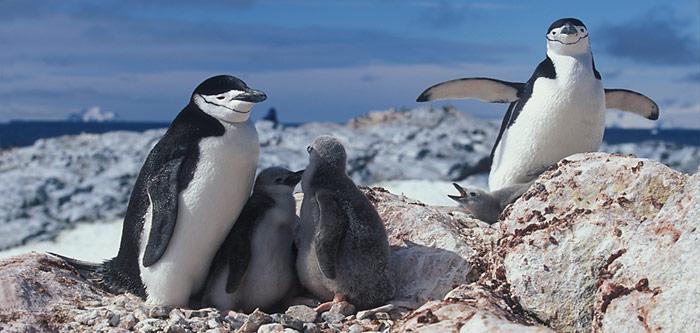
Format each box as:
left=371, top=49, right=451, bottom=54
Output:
left=0, top=121, right=169, bottom=149
left=1, top=121, right=699, bottom=150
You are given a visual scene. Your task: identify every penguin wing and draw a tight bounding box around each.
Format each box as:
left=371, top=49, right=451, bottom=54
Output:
left=142, top=155, right=186, bottom=267
left=315, top=190, right=348, bottom=280
left=416, top=78, right=525, bottom=103
left=605, top=89, right=659, bottom=120
left=224, top=194, right=273, bottom=293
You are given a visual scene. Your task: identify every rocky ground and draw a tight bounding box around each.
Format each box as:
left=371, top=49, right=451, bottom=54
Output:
left=1, top=107, right=699, bottom=251
left=1, top=152, right=697, bottom=332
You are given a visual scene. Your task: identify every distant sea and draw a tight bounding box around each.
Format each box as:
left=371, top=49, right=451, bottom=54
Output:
left=0, top=121, right=699, bottom=150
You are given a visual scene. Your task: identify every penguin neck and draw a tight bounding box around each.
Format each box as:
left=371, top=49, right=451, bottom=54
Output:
left=546, top=50, right=595, bottom=84
left=172, top=102, right=226, bottom=137
left=302, top=164, right=347, bottom=193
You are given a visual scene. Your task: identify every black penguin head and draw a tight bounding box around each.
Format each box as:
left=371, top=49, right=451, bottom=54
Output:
left=546, top=18, right=591, bottom=56
left=306, top=135, right=347, bottom=173
left=192, top=75, right=267, bottom=124
left=254, top=167, right=304, bottom=195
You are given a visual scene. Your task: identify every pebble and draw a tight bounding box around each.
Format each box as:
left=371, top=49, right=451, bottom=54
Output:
left=190, top=320, right=207, bottom=332
left=108, top=312, right=121, bottom=327
left=302, top=323, right=320, bottom=333
left=284, top=305, right=318, bottom=323
left=270, top=314, right=304, bottom=331
left=207, top=318, right=221, bottom=328
left=374, top=312, right=390, bottom=321
left=355, top=304, right=396, bottom=320
left=320, top=311, right=344, bottom=324
left=165, top=324, right=187, bottom=333
left=224, top=312, right=248, bottom=330
left=238, top=309, right=273, bottom=333
left=148, top=305, right=172, bottom=318
left=348, top=323, right=364, bottom=333
left=329, top=301, right=356, bottom=316
left=257, top=323, right=286, bottom=333
left=119, top=313, right=138, bottom=330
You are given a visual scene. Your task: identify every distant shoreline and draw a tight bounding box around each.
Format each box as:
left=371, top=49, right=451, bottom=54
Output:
left=1, top=120, right=698, bottom=150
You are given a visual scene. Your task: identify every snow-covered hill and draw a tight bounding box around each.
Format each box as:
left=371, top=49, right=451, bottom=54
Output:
left=0, top=107, right=697, bottom=250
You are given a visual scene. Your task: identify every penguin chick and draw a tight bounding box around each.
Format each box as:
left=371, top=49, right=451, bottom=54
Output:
left=448, top=181, right=534, bottom=222
left=201, top=167, right=304, bottom=313
left=296, top=135, right=394, bottom=312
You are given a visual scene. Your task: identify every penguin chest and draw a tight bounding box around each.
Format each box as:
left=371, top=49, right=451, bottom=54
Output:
left=140, top=121, right=259, bottom=304
left=490, top=74, right=605, bottom=190
left=178, top=122, right=260, bottom=264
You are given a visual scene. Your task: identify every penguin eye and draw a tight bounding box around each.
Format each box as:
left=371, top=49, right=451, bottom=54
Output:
left=580, top=28, right=585, bottom=32
left=216, top=96, right=226, bottom=100
left=275, top=177, right=284, bottom=184
left=552, top=31, right=556, bottom=35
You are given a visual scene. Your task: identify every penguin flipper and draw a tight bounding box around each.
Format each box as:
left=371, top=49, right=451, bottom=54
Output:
left=315, top=190, right=348, bottom=280
left=142, top=156, right=186, bottom=267
left=605, top=88, right=659, bottom=120
left=417, top=78, right=525, bottom=103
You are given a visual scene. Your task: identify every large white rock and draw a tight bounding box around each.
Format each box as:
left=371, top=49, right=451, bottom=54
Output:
left=392, top=284, right=554, bottom=333
left=492, top=153, right=695, bottom=332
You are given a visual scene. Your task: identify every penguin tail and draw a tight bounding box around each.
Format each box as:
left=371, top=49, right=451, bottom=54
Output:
left=48, top=252, right=139, bottom=296
left=49, top=252, right=104, bottom=282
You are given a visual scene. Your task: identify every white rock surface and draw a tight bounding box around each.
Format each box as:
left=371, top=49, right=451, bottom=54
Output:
left=491, top=153, right=696, bottom=333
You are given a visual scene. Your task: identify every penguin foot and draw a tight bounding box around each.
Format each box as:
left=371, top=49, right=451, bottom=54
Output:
left=315, top=293, right=347, bottom=313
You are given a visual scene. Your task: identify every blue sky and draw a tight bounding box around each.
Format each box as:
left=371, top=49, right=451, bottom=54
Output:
left=0, top=0, right=698, bottom=125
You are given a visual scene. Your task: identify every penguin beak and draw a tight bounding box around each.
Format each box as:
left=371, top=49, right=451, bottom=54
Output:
left=235, top=88, right=267, bottom=103
left=560, top=24, right=577, bottom=35
left=283, top=170, right=305, bottom=186
left=448, top=183, right=468, bottom=201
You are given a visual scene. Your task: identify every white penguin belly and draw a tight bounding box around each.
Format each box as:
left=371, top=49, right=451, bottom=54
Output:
left=489, top=76, right=604, bottom=190
left=140, top=121, right=259, bottom=306
left=297, top=244, right=335, bottom=300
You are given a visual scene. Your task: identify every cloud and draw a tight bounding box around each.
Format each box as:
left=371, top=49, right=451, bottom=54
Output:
left=600, top=7, right=700, bottom=66
left=681, top=71, right=700, bottom=83
left=416, top=1, right=473, bottom=29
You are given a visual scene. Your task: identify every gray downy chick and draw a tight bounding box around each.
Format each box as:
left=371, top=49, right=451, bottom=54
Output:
left=296, top=135, right=394, bottom=312
left=201, top=167, right=303, bottom=312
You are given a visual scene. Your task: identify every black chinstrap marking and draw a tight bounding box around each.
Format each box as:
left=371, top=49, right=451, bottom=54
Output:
left=200, top=97, right=251, bottom=114
left=546, top=34, right=589, bottom=45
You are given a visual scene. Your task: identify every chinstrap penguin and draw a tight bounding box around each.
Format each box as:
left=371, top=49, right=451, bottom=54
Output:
left=417, top=18, right=659, bottom=223
left=296, top=135, right=394, bottom=312
left=53, top=75, right=266, bottom=306
left=200, top=167, right=303, bottom=313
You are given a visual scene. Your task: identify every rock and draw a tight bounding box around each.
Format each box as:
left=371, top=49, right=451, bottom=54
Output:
left=0, top=252, right=108, bottom=332
left=258, top=323, right=286, bottom=333
left=393, top=284, right=554, bottom=332
left=356, top=304, right=393, bottom=320
left=285, top=305, right=318, bottom=323
left=347, top=323, right=364, bottom=333
left=329, top=301, right=356, bottom=316
left=238, top=309, right=273, bottom=333
left=320, top=311, right=345, bottom=324
left=366, top=187, right=498, bottom=307
left=1, top=153, right=698, bottom=333
left=271, top=313, right=304, bottom=331
left=148, top=305, right=171, bottom=318
left=302, top=322, right=320, bottom=333
left=119, top=313, right=138, bottom=330
left=595, top=168, right=700, bottom=332
left=490, top=153, right=696, bottom=332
